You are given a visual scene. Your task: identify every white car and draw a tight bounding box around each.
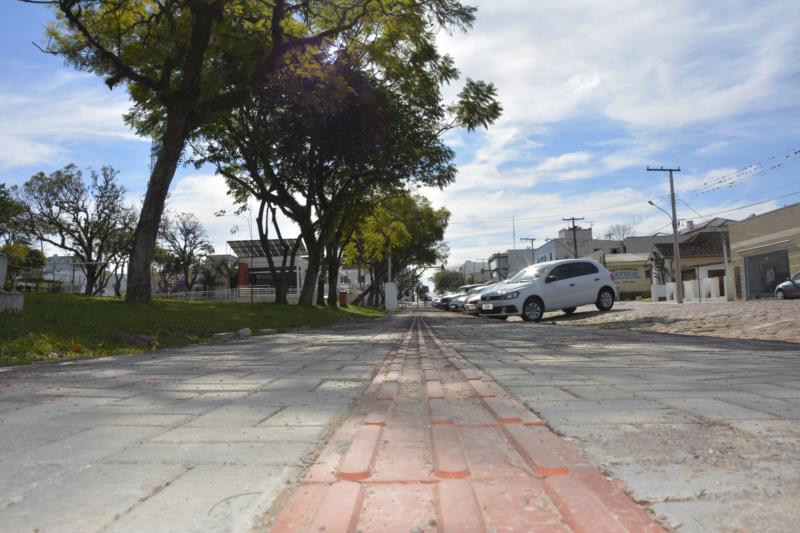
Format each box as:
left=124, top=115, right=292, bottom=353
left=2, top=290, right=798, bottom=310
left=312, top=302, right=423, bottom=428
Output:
left=478, top=259, right=617, bottom=322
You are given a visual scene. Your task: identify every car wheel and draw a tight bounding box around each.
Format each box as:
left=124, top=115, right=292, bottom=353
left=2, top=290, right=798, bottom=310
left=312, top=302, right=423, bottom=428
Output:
left=562, top=307, right=577, bottom=315
left=596, top=288, right=615, bottom=311
left=521, top=297, right=544, bottom=322
left=776, top=289, right=785, bottom=300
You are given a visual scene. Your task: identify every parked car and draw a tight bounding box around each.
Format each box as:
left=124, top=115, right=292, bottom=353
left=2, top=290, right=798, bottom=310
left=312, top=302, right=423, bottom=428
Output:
left=775, top=272, right=800, bottom=299
left=464, top=283, right=501, bottom=315
left=436, top=284, right=484, bottom=311
left=449, top=284, right=489, bottom=311
left=478, top=259, right=617, bottom=322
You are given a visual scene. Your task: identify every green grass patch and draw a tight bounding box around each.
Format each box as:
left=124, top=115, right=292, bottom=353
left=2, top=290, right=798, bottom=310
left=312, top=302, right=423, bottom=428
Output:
left=0, top=293, right=383, bottom=367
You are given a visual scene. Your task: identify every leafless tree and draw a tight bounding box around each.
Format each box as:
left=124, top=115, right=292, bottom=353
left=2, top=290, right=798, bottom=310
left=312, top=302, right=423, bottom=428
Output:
left=159, top=212, right=214, bottom=291
left=21, top=164, right=136, bottom=295
left=606, top=223, right=636, bottom=240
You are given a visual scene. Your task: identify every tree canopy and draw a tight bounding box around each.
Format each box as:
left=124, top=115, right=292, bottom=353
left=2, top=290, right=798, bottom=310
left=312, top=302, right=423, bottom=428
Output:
left=28, top=0, right=488, bottom=303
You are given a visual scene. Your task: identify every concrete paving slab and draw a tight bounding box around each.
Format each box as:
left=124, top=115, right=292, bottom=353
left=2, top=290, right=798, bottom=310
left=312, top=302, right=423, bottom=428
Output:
left=0, top=313, right=405, bottom=531
left=108, top=465, right=299, bottom=533
left=422, top=310, right=800, bottom=531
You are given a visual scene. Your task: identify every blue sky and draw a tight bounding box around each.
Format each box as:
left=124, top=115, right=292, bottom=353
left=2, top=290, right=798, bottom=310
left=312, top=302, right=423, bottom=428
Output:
left=2, top=1, right=800, bottom=268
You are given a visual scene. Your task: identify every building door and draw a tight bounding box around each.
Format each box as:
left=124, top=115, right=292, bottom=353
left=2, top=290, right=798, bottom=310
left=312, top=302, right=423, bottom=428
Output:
left=744, top=249, right=790, bottom=299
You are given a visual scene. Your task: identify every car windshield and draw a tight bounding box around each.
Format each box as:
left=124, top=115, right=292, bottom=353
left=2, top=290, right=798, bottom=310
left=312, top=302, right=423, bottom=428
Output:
left=507, top=265, right=549, bottom=283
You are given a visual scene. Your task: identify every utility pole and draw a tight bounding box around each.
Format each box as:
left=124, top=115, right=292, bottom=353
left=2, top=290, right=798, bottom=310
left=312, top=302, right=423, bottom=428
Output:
left=647, top=166, right=683, bottom=303
left=512, top=216, right=516, bottom=250
left=563, top=217, right=585, bottom=258
left=520, top=237, right=536, bottom=265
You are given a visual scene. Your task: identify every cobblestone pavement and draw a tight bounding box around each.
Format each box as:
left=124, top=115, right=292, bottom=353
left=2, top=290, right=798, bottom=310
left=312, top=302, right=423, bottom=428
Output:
left=269, top=315, right=663, bottom=533
left=428, top=310, right=800, bottom=532
left=537, top=299, right=800, bottom=344
left=0, top=317, right=405, bottom=532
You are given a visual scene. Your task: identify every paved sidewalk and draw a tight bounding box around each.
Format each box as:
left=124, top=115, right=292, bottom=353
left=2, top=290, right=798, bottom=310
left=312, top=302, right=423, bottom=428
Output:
left=0, top=316, right=405, bottom=532
left=269, top=315, right=663, bottom=532
left=428, top=311, right=800, bottom=532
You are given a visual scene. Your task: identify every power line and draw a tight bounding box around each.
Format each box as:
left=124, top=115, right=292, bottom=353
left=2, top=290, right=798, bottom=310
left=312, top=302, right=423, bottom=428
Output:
left=675, top=188, right=800, bottom=221
left=685, top=147, right=800, bottom=196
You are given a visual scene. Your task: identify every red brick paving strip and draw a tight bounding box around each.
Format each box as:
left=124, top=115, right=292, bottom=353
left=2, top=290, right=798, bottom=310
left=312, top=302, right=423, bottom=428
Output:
left=269, top=315, right=665, bottom=532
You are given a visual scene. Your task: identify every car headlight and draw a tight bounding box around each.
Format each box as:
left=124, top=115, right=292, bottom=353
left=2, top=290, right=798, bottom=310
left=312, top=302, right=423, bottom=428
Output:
left=503, top=291, right=519, bottom=300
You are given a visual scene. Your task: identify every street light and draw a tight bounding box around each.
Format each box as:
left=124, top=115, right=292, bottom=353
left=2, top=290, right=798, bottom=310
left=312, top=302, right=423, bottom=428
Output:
left=215, top=208, right=255, bottom=304
left=648, top=200, right=683, bottom=303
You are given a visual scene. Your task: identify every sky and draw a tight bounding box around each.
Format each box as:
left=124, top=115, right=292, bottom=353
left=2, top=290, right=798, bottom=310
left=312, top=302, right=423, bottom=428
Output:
left=2, top=1, right=800, bottom=277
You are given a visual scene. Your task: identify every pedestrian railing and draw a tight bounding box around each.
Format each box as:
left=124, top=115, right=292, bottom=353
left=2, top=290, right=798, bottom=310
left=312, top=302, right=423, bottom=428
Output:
left=153, top=286, right=310, bottom=303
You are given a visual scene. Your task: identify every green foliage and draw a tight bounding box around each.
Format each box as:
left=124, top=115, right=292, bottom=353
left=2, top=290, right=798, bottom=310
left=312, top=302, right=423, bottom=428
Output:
left=344, top=193, right=450, bottom=271
left=0, top=183, right=27, bottom=246
left=432, top=269, right=466, bottom=293
left=1, top=242, right=46, bottom=287
left=0, top=293, right=382, bottom=367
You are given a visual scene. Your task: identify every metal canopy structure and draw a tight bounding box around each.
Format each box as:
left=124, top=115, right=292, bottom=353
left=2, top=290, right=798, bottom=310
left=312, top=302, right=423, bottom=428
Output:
left=227, top=239, right=308, bottom=258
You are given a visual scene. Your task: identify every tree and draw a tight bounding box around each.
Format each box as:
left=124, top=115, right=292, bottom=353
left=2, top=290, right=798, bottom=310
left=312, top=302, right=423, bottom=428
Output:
left=29, top=0, right=481, bottom=304
left=159, top=212, right=214, bottom=291
left=345, top=193, right=450, bottom=307
left=20, top=164, right=137, bottom=295
left=202, top=26, right=498, bottom=306
left=607, top=223, right=636, bottom=240
left=0, top=184, right=28, bottom=246
left=1, top=242, right=46, bottom=289
left=432, top=269, right=465, bottom=294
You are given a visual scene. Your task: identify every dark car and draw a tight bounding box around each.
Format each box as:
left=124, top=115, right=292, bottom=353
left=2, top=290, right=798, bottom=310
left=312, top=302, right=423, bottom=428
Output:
left=775, top=272, right=800, bottom=299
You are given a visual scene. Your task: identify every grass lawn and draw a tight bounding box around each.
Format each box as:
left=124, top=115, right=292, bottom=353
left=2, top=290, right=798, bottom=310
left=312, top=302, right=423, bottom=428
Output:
left=0, top=293, right=383, bottom=367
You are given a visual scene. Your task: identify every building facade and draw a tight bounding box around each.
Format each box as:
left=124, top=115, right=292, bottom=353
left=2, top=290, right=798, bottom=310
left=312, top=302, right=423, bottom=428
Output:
left=460, top=260, right=492, bottom=283
left=729, top=203, right=800, bottom=300
left=533, top=226, right=622, bottom=263
left=486, top=249, right=533, bottom=280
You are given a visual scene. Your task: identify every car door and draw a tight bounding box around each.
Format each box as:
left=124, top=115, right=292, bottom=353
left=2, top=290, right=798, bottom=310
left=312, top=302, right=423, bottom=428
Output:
left=542, top=264, right=577, bottom=310
left=570, top=261, right=601, bottom=306
left=789, top=273, right=800, bottom=298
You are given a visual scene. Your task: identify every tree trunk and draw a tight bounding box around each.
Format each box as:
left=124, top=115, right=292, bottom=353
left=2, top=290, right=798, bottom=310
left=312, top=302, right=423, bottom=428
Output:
left=327, top=244, right=339, bottom=307
left=316, top=250, right=326, bottom=305
left=84, top=264, right=97, bottom=296
left=298, top=228, right=321, bottom=305
left=126, top=110, right=191, bottom=303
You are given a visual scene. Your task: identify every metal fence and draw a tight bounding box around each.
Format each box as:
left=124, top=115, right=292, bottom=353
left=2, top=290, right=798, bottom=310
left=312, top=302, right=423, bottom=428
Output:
left=152, top=286, right=308, bottom=303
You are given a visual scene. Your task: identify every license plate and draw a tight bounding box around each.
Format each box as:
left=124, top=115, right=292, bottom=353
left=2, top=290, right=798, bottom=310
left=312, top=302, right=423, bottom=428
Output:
left=482, top=304, right=493, bottom=310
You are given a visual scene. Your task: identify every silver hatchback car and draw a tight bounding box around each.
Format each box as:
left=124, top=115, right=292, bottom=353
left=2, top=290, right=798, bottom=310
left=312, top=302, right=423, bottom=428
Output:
left=775, top=272, right=800, bottom=299
left=478, top=259, right=617, bottom=322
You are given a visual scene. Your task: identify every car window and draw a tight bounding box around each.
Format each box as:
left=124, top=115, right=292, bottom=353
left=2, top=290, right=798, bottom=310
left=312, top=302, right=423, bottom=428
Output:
left=794, top=273, right=800, bottom=282
left=547, top=264, right=572, bottom=282
left=570, top=262, right=599, bottom=277
left=508, top=265, right=548, bottom=283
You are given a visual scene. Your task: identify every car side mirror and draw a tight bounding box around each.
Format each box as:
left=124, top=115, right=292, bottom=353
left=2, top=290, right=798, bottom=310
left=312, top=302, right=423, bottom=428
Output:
left=546, top=274, right=558, bottom=283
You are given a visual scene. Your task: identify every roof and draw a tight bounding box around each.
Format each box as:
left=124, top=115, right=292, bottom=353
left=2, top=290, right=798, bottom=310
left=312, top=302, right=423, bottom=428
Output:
left=227, top=239, right=308, bottom=258
left=655, top=232, right=724, bottom=258
left=681, top=217, right=736, bottom=235
left=603, top=253, right=651, bottom=264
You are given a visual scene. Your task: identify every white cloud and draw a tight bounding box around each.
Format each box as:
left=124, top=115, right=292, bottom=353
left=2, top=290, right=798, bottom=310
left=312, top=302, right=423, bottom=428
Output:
left=165, top=174, right=302, bottom=256
left=0, top=71, right=142, bottom=169
left=439, top=1, right=799, bottom=129
left=535, top=152, right=591, bottom=172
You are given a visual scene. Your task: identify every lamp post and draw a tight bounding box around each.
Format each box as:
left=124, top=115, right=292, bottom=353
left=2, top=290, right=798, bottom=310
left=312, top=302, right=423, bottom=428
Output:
left=648, top=200, right=683, bottom=303
left=215, top=208, right=254, bottom=303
